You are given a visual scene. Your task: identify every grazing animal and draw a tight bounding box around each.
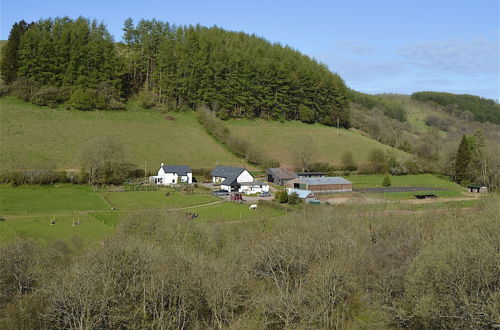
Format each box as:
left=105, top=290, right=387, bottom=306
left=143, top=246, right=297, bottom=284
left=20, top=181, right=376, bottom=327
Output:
left=249, top=204, right=257, bottom=210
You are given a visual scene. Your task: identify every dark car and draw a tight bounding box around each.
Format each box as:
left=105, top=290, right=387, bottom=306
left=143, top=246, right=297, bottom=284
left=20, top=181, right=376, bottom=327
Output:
left=213, top=189, right=230, bottom=196
left=260, top=191, right=271, bottom=197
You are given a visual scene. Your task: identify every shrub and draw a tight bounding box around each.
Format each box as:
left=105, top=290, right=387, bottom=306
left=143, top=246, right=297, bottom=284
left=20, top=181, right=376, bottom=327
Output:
left=382, top=174, right=391, bottom=187
left=30, top=86, right=67, bottom=107
left=341, top=151, right=357, bottom=171
left=308, top=162, right=332, bottom=172
left=276, top=190, right=288, bottom=203
left=137, top=89, right=157, bottom=109
left=69, top=88, right=95, bottom=110
left=368, top=149, right=387, bottom=173
left=9, top=77, right=39, bottom=101
left=288, top=192, right=302, bottom=205
left=95, top=82, right=123, bottom=110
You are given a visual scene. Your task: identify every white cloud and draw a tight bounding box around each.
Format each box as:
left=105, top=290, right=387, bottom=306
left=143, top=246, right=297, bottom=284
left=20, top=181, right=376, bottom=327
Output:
left=398, top=37, right=499, bottom=74
left=334, top=40, right=375, bottom=56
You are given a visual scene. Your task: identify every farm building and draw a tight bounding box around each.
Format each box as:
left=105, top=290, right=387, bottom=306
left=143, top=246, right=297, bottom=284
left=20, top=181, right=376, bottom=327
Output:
left=150, top=164, right=192, bottom=185
left=211, top=166, right=269, bottom=194
left=285, top=176, right=352, bottom=194
left=286, top=188, right=318, bottom=203
left=266, top=168, right=298, bottom=185
left=297, top=172, right=326, bottom=178
left=466, top=185, right=488, bottom=193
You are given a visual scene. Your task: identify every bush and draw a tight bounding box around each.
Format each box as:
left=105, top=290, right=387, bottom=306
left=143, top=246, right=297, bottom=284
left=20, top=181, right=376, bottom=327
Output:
left=382, top=174, right=391, bottom=187
left=288, top=192, right=302, bottom=205
left=95, top=82, right=124, bottom=110
left=368, top=149, right=387, bottom=173
left=9, top=77, right=39, bottom=101
left=30, top=86, right=67, bottom=107
left=276, top=190, right=288, bottom=203
left=341, top=151, right=357, bottom=171
left=69, top=88, right=95, bottom=110
left=137, top=89, right=156, bottom=109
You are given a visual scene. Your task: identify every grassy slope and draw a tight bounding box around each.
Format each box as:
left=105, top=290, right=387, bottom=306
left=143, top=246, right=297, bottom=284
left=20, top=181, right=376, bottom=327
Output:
left=0, top=184, right=284, bottom=245
left=0, top=97, right=247, bottom=170
left=382, top=94, right=449, bottom=134
left=226, top=118, right=409, bottom=167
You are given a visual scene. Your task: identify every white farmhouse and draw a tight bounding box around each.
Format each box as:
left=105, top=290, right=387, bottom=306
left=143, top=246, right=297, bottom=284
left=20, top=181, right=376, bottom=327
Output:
left=211, top=166, right=269, bottom=194
left=150, top=164, right=193, bottom=185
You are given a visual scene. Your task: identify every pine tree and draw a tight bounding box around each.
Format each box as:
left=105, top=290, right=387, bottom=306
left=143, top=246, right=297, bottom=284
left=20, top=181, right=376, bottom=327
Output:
left=0, top=20, right=30, bottom=84
left=454, top=135, right=472, bottom=184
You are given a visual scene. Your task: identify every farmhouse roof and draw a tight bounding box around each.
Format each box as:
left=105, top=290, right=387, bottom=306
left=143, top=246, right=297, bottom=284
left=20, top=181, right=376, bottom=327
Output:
left=211, top=166, right=248, bottom=186
left=161, top=165, right=192, bottom=176
left=297, top=177, right=352, bottom=185
left=267, top=168, right=297, bottom=180
left=466, top=185, right=486, bottom=189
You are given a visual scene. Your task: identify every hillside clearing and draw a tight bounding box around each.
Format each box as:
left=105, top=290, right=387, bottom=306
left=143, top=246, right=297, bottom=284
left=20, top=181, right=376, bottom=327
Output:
left=225, top=118, right=409, bottom=167
left=0, top=97, right=247, bottom=170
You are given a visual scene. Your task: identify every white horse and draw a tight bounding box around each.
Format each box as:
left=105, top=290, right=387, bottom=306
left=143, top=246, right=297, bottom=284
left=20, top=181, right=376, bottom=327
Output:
left=249, top=204, right=257, bottom=210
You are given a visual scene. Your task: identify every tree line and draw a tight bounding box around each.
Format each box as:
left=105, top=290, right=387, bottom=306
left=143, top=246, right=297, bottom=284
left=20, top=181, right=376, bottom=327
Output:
left=412, top=91, right=500, bottom=124
left=0, top=17, right=350, bottom=127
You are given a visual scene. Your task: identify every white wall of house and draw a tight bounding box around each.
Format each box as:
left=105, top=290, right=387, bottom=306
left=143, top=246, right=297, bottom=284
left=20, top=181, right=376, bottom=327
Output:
left=237, top=170, right=253, bottom=183
left=240, top=183, right=269, bottom=194
left=150, top=167, right=192, bottom=185
left=212, top=169, right=254, bottom=188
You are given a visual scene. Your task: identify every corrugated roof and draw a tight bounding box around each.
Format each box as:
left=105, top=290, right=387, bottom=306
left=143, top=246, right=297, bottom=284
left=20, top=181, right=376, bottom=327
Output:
left=287, top=188, right=313, bottom=199
left=298, top=177, right=352, bottom=185
left=267, top=168, right=298, bottom=180
left=211, top=166, right=247, bottom=185
left=161, top=165, right=192, bottom=176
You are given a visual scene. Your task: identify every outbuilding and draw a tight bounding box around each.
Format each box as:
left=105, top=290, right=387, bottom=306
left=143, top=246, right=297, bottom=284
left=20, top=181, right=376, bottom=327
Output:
left=466, top=185, right=488, bottom=193
left=150, top=164, right=193, bottom=185
left=286, top=188, right=318, bottom=203
left=286, top=176, right=352, bottom=194
left=266, top=168, right=298, bottom=186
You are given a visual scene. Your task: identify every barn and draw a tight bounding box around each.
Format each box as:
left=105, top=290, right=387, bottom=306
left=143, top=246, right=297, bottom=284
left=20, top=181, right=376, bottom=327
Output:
left=266, top=168, right=298, bottom=186
left=285, top=176, right=352, bottom=194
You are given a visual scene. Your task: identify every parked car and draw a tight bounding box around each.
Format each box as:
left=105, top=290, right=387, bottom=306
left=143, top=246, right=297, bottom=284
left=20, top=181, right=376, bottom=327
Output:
left=213, top=189, right=230, bottom=196
left=260, top=191, right=271, bottom=197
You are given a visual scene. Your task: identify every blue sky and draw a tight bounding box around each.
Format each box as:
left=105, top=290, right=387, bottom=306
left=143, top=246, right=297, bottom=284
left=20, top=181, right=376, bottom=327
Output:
left=1, top=0, right=499, bottom=99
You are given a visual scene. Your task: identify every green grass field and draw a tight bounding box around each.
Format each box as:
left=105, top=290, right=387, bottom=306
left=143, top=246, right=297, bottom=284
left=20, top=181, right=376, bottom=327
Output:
left=0, top=183, right=283, bottom=245
left=101, top=189, right=218, bottom=210
left=347, top=174, right=463, bottom=190
left=0, top=184, right=109, bottom=214
left=0, top=97, right=247, bottom=170
left=225, top=118, right=409, bottom=167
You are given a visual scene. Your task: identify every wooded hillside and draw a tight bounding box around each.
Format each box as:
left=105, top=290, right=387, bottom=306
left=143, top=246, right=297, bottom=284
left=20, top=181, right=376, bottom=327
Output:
left=0, top=17, right=350, bottom=127
left=411, top=91, right=500, bottom=124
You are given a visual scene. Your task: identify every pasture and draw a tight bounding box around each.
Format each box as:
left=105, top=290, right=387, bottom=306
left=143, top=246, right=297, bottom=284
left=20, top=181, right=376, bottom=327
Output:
left=225, top=117, right=409, bottom=167
left=347, top=173, right=463, bottom=190
left=0, top=184, right=283, bottom=245
left=0, top=97, right=246, bottom=170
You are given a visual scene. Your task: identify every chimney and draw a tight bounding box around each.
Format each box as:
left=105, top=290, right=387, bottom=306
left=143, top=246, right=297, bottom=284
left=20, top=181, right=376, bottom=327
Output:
left=161, top=163, right=164, bottom=167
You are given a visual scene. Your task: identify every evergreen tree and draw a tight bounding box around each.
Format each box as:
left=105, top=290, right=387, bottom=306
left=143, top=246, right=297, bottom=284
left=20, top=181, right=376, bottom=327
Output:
left=454, top=135, right=472, bottom=184
left=0, top=20, right=30, bottom=84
